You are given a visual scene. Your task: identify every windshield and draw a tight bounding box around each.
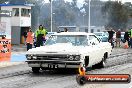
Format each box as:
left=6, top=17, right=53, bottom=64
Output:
left=95, top=32, right=108, bottom=37
left=45, top=35, right=88, bottom=46
left=94, top=33, right=103, bottom=36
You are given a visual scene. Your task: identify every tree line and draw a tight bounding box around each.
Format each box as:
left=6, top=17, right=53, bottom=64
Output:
left=0, top=0, right=132, bottom=31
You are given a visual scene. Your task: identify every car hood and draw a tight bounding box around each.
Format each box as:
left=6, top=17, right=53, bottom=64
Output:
left=26, top=43, right=88, bottom=55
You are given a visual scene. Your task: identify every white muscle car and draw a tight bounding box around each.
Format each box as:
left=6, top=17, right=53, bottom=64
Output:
left=26, top=32, right=112, bottom=73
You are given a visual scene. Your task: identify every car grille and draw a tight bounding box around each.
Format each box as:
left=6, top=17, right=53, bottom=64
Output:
left=37, top=55, right=68, bottom=60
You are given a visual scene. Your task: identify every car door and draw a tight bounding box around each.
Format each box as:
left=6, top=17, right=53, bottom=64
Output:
left=88, top=35, right=102, bottom=65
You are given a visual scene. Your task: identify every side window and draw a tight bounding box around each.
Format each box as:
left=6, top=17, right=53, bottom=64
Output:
left=89, top=35, right=100, bottom=45
left=12, top=8, right=19, bottom=16
left=94, top=36, right=100, bottom=43
left=21, top=8, right=31, bottom=17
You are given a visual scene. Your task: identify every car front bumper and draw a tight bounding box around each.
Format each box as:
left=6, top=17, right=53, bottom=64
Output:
left=25, top=60, right=82, bottom=68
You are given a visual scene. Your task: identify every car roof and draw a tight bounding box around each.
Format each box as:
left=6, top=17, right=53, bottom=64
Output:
left=52, top=32, right=95, bottom=36
left=47, top=32, right=57, bottom=34
left=94, top=32, right=107, bottom=33
left=94, top=32, right=104, bottom=33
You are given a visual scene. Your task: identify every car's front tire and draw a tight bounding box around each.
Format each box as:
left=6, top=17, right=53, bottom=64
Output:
left=93, top=53, right=107, bottom=69
left=92, top=58, right=106, bottom=69
left=97, top=59, right=105, bottom=68
left=32, top=67, right=40, bottom=73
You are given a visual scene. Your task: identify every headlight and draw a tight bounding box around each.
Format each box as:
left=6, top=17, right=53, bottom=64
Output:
left=32, top=56, right=37, bottom=60
left=74, top=55, right=80, bottom=61
left=68, top=55, right=74, bottom=60
left=26, top=55, right=37, bottom=60
left=68, top=55, right=80, bottom=61
left=26, top=55, right=32, bottom=60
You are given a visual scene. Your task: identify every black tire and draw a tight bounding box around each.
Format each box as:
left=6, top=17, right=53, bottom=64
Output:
left=32, top=67, right=40, bottom=73
left=93, top=52, right=108, bottom=69
left=97, top=59, right=105, bottom=68
left=92, top=58, right=106, bottom=69
left=76, top=75, right=86, bottom=85
left=84, top=56, right=90, bottom=71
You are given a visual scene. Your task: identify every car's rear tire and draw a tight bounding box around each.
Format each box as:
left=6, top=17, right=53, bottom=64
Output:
left=32, top=67, right=40, bottom=73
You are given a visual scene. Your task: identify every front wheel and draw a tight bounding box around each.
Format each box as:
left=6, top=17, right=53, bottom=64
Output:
left=32, top=67, right=40, bottom=73
left=92, top=59, right=106, bottom=69
left=97, top=59, right=105, bottom=68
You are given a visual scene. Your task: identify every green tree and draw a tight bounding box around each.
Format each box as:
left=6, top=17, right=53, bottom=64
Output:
left=102, top=1, right=129, bottom=30
left=42, top=0, right=77, bottom=31
left=26, top=0, right=45, bottom=31
left=82, top=0, right=105, bottom=26
left=124, top=2, right=132, bottom=27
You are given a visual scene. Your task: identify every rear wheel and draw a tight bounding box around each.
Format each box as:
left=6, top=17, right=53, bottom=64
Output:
left=32, top=67, right=40, bottom=73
